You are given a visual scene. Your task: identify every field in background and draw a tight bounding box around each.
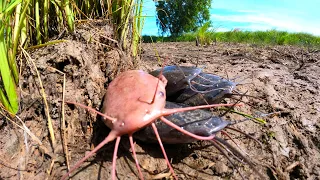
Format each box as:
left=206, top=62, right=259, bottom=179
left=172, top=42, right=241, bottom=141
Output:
left=143, top=30, right=320, bottom=48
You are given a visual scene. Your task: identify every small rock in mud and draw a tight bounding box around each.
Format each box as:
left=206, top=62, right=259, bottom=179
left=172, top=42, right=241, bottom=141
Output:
left=213, top=161, right=229, bottom=175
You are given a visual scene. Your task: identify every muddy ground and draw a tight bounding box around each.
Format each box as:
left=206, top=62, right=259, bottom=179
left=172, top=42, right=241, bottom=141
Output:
left=0, top=23, right=319, bottom=180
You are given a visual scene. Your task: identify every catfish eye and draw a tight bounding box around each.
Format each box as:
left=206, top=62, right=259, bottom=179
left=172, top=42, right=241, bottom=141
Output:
left=158, top=91, right=164, bottom=97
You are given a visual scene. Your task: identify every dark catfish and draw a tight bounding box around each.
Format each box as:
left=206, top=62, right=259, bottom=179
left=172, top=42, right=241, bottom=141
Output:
left=134, top=101, right=230, bottom=144
left=174, top=72, right=237, bottom=106
left=149, top=66, right=237, bottom=106
left=149, top=65, right=202, bottom=97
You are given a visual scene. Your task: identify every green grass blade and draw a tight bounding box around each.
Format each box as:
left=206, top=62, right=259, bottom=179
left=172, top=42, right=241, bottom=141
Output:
left=35, top=0, right=42, bottom=44
left=63, top=0, right=75, bottom=31
left=0, top=38, right=18, bottom=114
left=3, top=0, right=22, bottom=13
left=43, top=0, right=49, bottom=41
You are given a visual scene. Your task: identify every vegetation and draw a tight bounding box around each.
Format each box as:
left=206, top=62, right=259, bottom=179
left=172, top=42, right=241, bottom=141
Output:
left=194, top=21, right=214, bottom=46
left=0, top=1, right=144, bottom=113
left=143, top=29, right=320, bottom=48
left=155, top=0, right=211, bottom=36
left=110, top=0, right=144, bottom=57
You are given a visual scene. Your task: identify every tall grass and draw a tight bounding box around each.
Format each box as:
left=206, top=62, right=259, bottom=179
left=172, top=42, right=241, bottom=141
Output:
left=0, top=0, right=76, bottom=114
left=143, top=29, right=320, bottom=49
left=132, top=0, right=144, bottom=57
left=0, top=0, right=24, bottom=114
left=109, top=0, right=144, bottom=58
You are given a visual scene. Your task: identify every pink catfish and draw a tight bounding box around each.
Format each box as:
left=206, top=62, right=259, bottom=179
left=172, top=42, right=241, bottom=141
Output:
left=61, top=70, right=239, bottom=180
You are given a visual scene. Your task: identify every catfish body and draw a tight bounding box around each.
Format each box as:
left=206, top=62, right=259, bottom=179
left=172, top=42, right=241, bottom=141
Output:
left=134, top=101, right=230, bottom=144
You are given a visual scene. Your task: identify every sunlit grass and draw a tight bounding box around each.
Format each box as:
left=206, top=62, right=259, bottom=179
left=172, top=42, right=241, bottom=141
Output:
left=0, top=0, right=22, bottom=114
left=143, top=30, right=320, bottom=48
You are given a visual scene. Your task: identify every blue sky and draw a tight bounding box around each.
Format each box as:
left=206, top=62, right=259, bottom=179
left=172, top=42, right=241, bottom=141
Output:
left=142, top=0, right=320, bottom=36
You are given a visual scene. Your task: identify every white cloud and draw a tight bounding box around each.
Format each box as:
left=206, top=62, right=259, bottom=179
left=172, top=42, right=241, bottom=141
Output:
left=211, top=11, right=320, bottom=35
left=210, top=0, right=320, bottom=35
